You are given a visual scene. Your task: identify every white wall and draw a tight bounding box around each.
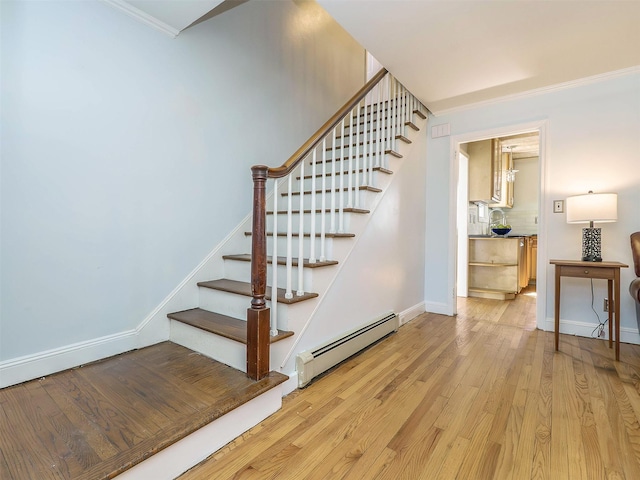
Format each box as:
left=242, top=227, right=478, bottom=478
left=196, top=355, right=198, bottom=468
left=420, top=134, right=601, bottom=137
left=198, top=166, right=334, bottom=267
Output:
left=425, top=70, right=640, bottom=339
left=281, top=124, right=428, bottom=374
left=0, top=0, right=364, bottom=361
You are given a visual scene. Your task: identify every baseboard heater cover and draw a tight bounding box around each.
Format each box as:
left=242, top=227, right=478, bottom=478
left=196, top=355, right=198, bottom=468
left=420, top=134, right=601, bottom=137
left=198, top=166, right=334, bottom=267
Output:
left=296, top=312, right=399, bottom=388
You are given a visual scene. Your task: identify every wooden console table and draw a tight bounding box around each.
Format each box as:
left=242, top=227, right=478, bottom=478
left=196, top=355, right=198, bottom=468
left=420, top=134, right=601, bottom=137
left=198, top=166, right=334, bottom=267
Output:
left=550, top=259, right=628, bottom=360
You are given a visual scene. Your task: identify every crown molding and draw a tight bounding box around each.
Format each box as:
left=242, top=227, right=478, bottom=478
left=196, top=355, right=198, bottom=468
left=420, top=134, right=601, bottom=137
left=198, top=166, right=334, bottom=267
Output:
left=431, top=66, right=640, bottom=117
left=102, top=0, right=180, bottom=38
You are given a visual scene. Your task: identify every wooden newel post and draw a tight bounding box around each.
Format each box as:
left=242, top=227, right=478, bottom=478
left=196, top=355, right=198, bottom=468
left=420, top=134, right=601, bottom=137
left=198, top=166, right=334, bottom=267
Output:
left=247, top=165, right=270, bottom=380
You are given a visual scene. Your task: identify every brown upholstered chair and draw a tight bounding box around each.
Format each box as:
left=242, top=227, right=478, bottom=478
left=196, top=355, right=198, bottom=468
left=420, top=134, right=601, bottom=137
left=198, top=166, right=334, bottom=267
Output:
left=631, top=232, right=640, bottom=327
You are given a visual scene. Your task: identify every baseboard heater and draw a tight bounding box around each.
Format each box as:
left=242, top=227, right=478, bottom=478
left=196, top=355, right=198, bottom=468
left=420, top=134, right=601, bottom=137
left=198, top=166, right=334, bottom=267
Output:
left=296, top=312, right=399, bottom=388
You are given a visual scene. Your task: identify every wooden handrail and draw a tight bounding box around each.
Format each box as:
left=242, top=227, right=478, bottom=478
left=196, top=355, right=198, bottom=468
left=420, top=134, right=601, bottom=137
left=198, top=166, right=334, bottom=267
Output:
left=246, top=67, right=389, bottom=380
left=267, top=68, right=388, bottom=179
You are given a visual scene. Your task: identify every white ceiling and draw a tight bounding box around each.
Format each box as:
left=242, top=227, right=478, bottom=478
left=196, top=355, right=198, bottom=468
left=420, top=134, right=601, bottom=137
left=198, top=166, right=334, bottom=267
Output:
left=318, top=0, right=640, bottom=115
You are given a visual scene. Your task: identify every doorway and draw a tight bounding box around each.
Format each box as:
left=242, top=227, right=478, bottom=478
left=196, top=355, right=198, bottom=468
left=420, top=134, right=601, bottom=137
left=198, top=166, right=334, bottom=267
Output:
left=449, top=122, right=547, bottom=331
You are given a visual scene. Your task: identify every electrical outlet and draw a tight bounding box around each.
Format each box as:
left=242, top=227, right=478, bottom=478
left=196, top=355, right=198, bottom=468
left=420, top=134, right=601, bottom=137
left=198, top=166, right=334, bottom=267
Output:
left=553, top=200, right=564, bottom=213
left=603, top=298, right=609, bottom=312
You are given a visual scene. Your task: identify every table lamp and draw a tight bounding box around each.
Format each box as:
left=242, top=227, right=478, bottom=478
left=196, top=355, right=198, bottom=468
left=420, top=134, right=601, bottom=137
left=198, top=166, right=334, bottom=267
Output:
left=566, top=191, right=617, bottom=262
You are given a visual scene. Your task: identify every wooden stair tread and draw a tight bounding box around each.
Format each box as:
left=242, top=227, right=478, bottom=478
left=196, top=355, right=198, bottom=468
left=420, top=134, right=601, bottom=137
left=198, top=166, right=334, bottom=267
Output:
left=405, top=121, right=419, bottom=131
left=335, top=130, right=413, bottom=144
left=298, top=166, right=393, bottom=179
left=168, top=308, right=293, bottom=344
left=283, top=185, right=382, bottom=196
left=414, top=109, right=427, bottom=119
left=318, top=149, right=403, bottom=161
left=197, top=279, right=319, bottom=304
left=244, top=231, right=355, bottom=238
left=223, top=254, right=338, bottom=268
left=324, top=137, right=411, bottom=151
left=267, top=207, right=370, bottom=215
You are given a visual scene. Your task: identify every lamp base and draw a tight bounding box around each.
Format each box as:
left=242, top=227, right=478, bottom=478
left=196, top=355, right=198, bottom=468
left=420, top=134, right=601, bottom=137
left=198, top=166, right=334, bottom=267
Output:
left=582, top=227, right=602, bottom=262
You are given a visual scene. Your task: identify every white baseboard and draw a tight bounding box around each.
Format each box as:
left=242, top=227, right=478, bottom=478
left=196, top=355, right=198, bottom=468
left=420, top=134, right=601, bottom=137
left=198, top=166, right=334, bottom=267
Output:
left=399, top=302, right=426, bottom=325
left=114, top=386, right=283, bottom=480
left=0, top=330, right=138, bottom=388
left=543, top=317, right=640, bottom=345
left=424, top=301, right=454, bottom=316
left=279, top=370, right=299, bottom=395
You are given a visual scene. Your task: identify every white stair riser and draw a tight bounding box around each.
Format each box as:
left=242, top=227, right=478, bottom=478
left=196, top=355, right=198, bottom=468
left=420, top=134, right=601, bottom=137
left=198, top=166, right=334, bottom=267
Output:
left=223, top=259, right=337, bottom=291
left=268, top=210, right=354, bottom=234
left=241, top=235, right=338, bottom=262
left=198, top=287, right=296, bottom=327
left=276, top=189, right=380, bottom=211
left=170, top=320, right=246, bottom=372
left=264, top=234, right=344, bottom=260
left=296, top=170, right=385, bottom=191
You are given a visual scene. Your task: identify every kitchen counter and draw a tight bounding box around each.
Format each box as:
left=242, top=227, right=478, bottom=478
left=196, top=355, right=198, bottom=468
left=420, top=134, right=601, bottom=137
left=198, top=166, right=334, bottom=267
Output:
left=468, top=236, right=529, bottom=300
left=469, top=234, right=537, bottom=238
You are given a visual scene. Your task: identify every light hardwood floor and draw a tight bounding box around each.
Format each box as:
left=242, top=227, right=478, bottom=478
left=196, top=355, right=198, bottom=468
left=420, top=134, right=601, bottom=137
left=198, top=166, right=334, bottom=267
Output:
left=179, top=288, right=640, bottom=479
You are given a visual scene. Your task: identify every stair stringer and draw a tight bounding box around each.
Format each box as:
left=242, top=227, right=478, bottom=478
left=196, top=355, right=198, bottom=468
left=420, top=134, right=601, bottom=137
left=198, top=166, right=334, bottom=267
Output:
left=269, top=118, right=429, bottom=389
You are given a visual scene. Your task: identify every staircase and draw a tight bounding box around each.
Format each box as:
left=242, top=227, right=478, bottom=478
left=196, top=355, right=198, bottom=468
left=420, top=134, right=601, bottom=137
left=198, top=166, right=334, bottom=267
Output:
left=136, top=69, right=428, bottom=477
left=167, top=71, right=426, bottom=379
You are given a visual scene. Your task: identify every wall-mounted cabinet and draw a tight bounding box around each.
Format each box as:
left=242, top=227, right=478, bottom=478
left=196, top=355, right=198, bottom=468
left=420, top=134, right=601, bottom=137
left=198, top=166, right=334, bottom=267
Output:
left=468, top=139, right=502, bottom=204
left=489, top=150, right=514, bottom=209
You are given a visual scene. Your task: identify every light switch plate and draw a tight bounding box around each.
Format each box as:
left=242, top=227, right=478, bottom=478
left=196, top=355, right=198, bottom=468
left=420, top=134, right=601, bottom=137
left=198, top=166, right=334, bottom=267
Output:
left=553, top=200, right=564, bottom=213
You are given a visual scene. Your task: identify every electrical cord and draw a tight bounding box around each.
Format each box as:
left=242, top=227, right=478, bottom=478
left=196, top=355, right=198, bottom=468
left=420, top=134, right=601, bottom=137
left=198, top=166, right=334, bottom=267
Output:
left=589, top=278, right=607, bottom=338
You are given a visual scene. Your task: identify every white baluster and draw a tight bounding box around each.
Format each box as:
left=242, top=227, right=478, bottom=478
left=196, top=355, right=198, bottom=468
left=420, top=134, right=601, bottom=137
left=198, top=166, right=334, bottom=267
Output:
left=363, top=93, right=370, bottom=187
left=369, top=91, right=375, bottom=187
left=354, top=102, right=361, bottom=208
left=392, top=77, right=397, bottom=151
left=347, top=107, right=354, bottom=208
left=309, top=148, right=317, bottom=264
left=285, top=174, right=293, bottom=299
left=271, top=179, right=279, bottom=336
left=383, top=74, right=388, bottom=154
left=376, top=79, right=382, bottom=169
left=320, top=138, right=327, bottom=262
left=338, top=118, right=345, bottom=233
left=401, top=84, right=406, bottom=137
left=330, top=128, right=337, bottom=234
left=297, top=159, right=305, bottom=296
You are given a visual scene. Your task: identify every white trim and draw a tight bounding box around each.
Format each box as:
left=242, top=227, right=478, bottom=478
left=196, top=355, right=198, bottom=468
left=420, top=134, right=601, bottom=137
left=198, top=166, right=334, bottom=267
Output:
left=136, top=211, right=252, bottom=346
left=448, top=120, right=549, bottom=331
left=432, top=66, right=640, bottom=116
left=0, top=330, right=137, bottom=388
left=101, top=0, right=180, bottom=38
left=279, top=370, right=299, bottom=395
left=424, top=301, right=452, bottom=316
left=0, top=212, right=252, bottom=388
left=115, top=386, right=283, bottom=480
left=398, top=302, right=426, bottom=325
left=543, top=317, right=640, bottom=346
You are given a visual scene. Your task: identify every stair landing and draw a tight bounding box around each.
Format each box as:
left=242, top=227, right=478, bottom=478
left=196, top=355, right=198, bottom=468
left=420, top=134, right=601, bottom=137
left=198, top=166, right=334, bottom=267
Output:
left=0, top=342, right=287, bottom=480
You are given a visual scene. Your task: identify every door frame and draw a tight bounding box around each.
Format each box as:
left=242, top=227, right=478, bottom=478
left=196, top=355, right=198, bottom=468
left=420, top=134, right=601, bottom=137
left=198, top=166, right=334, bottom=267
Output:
left=448, top=120, right=548, bottom=331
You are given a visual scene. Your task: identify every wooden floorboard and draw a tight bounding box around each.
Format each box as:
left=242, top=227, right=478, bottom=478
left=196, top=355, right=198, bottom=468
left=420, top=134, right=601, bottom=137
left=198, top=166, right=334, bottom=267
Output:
left=0, top=342, right=286, bottom=480
left=179, top=287, right=640, bottom=480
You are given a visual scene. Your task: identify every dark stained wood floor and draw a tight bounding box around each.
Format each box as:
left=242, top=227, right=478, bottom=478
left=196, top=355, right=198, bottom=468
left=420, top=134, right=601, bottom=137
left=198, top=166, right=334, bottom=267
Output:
left=0, top=342, right=286, bottom=480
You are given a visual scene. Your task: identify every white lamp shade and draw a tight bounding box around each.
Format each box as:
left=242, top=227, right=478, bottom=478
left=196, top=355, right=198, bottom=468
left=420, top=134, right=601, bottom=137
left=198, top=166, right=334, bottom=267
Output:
left=566, top=192, right=617, bottom=224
